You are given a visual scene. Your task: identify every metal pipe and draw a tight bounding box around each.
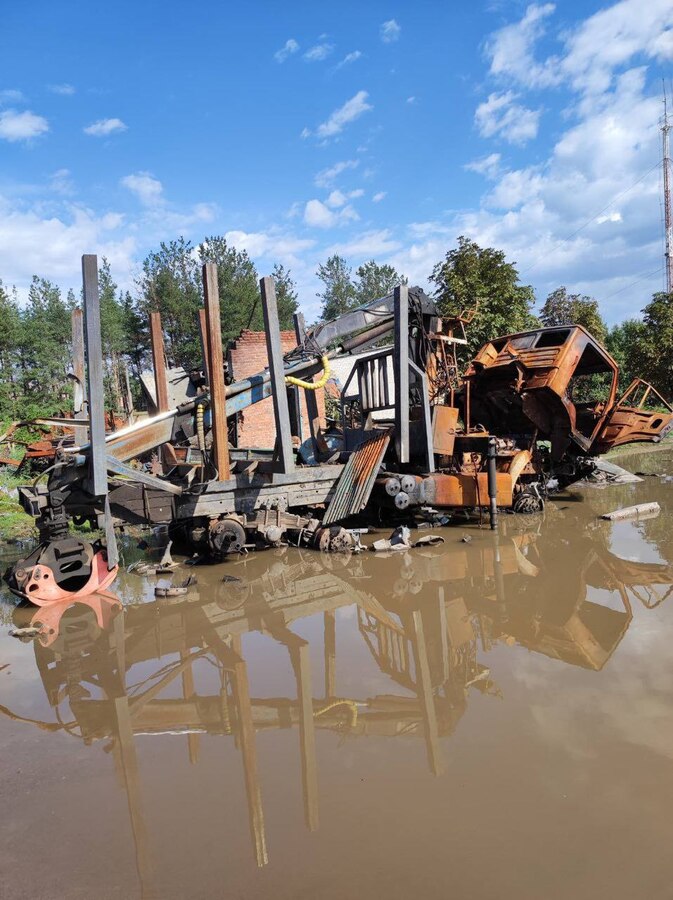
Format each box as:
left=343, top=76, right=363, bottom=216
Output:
left=487, top=437, right=498, bottom=531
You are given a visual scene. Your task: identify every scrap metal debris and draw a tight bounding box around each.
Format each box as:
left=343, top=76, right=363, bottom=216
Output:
left=154, top=574, right=197, bottom=598
left=371, top=526, right=445, bottom=552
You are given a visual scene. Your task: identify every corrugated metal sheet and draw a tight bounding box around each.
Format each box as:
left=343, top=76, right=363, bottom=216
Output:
left=322, top=430, right=390, bottom=525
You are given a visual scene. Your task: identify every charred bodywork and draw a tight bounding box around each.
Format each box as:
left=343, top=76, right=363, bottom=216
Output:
left=5, top=255, right=672, bottom=604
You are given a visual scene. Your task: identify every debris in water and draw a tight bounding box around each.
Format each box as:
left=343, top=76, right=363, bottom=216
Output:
left=155, top=574, right=197, bottom=597
left=461, top=535, right=472, bottom=543
left=9, top=626, right=43, bottom=639
left=601, top=502, right=661, bottom=521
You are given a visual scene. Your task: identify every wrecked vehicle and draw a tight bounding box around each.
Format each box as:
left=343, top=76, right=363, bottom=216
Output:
left=4, top=254, right=672, bottom=604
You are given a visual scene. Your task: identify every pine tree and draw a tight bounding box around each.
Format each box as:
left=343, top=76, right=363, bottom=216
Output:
left=317, top=255, right=357, bottom=321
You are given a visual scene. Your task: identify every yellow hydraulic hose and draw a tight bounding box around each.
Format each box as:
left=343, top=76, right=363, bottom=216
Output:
left=285, top=355, right=330, bottom=390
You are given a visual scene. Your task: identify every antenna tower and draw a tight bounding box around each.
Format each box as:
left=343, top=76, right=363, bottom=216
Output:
left=663, top=85, right=673, bottom=295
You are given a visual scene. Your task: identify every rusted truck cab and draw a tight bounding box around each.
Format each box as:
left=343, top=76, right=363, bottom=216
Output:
left=466, top=325, right=672, bottom=459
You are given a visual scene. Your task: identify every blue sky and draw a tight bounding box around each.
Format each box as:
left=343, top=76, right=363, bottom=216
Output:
left=1, top=0, right=672, bottom=322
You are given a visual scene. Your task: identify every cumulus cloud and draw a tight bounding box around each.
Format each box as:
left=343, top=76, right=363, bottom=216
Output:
left=486, top=2, right=558, bottom=89
left=120, top=172, right=163, bottom=206
left=475, top=91, right=540, bottom=144
left=304, top=198, right=359, bottom=228
left=380, top=19, right=401, bottom=43
left=0, top=195, right=134, bottom=299
left=304, top=43, right=334, bottom=62
left=372, top=191, right=387, bottom=202
left=305, top=90, right=373, bottom=140
left=314, top=159, right=359, bottom=188
left=84, top=117, right=127, bottom=136
left=0, top=109, right=49, bottom=142
left=274, top=38, right=299, bottom=63
left=50, top=168, right=74, bottom=195
left=464, top=153, right=502, bottom=179
left=48, top=83, right=75, bottom=95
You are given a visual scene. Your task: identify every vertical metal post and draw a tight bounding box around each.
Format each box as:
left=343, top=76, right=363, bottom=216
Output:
left=229, top=635, right=268, bottom=867
left=409, top=608, right=443, bottom=776
left=71, top=308, right=87, bottom=447
left=203, top=263, right=231, bottom=481
left=149, top=312, right=169, bottom=413
left=487, top=437, right=498, bottom=530
left=293, top=311, right=324, bottom=455
left=123, top=362, right=134, bottom=421
left=323, top=611, right=336, bottom=699
left=394, top=285, right=410, bottom=464
left=260, top=276, right=294, bottom=473
left=82, top=255, right=108, bottom=499
left=198, top=307, right=210, bottom=385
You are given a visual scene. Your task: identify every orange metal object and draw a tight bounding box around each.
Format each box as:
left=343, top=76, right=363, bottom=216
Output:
left=17, top=550, right=118, bottom=606
left=424, top=472, right=513, bottom=507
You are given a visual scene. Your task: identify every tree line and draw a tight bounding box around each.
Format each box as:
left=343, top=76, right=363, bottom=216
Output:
left=0, top=233, right=671, bottom=428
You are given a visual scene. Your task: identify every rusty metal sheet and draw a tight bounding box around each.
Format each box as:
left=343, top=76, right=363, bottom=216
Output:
left=423, top=472, right=512, bottom=508
left=432, top=405, right=459, bottom=456
left=322, top=430, right=390, bottom=525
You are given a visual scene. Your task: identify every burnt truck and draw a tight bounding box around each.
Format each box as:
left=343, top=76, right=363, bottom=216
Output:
left=5, top=255, right=672, bottom=604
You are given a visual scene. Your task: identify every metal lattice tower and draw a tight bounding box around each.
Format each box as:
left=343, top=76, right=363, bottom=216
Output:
left=663, top=89, right=673, bottom=296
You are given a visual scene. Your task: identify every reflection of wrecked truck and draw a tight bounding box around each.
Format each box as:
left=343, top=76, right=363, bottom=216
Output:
left=5, top=254, right=673, bottom=603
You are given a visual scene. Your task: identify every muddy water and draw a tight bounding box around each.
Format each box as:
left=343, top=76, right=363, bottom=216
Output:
left=2, top=452, right=673, bottom=900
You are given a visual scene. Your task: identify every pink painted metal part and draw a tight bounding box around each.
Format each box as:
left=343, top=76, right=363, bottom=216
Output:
left=18, top=550, right=118, bottom=606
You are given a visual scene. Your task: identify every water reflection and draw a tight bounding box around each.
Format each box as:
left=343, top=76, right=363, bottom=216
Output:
left=2, top=511, right=672, bottom=894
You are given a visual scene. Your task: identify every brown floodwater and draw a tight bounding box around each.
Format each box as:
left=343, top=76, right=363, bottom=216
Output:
left=2, top=449, right=673, bottom=900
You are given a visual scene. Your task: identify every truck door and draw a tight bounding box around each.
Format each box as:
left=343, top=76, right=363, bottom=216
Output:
left=592, top=379, right=673, bottom=454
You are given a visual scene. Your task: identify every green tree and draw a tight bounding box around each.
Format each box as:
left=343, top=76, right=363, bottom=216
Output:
left=198, top=236, right=261, bottom=342
left=429, top=236, right=537, bottom=356
left=98, top=258, right=129, bottom=412
left=353, top=260, right=406, bottom=305
left=540, top=286, right=607, bottom=344
left=137, top=238, right=202, bottom=369
left=0, top=281, right=22, bottom=422
left=21, top=277, right=74, bottom=415
left=628, top=292, right=673, bottom=398
left=317, top=255, right=357, bottom=321
left=271, top=263, right=299, bottom=328
left=606, top=318, right=647, bottom=392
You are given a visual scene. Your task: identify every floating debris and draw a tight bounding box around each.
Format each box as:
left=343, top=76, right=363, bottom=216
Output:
left=601, top=502, right=661, bottom=521
left=154, top=574, right=197, bottom=597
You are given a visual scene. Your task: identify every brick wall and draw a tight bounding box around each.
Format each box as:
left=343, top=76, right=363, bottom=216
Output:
left=228, top=330, right=326, bottom=449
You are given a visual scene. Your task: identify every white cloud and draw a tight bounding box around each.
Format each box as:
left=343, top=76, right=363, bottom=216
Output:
left=464, top=153, right=502, bottom=179
left=120, top=172, right=163, bottom=206
left=335, top=51, right=362, bottom=69
left=380, top=19, right=401, bottom=43
left=326, top=190, right=347, bottom=208
left=84, top=117, right=127, bottom=137
left=274, top=38, right=299, bottom=63
left=0, top=109, right=49, bottom=142
left=48, top=83, right=75, bottom=95
left=304, top=198, right=359, bottom=228
left=372, top=191, right=387, bottom=203
left=325, top=188, right=364, bottom=209
left=314, top=159, right=359, bottom=188
left=406, top=96, right=416, bottom=104
left=224, top=229, right=316, bottom=260
left=475, top=91, right=540, bottom=144
left=326, top=229, right=400, bottom=257
left=0, top=195, right=134, bottom=299
left=0, top=89, right=25, bottom=104
left=307, top=90, right=373, bottom=140
left=50, top=168, right=74, bottom=196
left=304, top=43, right=334, bottom=62
left=487, top=2, right=558, bottom=89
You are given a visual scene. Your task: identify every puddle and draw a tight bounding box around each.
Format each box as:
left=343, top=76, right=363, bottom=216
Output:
left=1, top=456, right=673, bottom=899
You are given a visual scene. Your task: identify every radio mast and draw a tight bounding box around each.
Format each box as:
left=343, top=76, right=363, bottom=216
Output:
left=663, top=86, right=673, bottom=295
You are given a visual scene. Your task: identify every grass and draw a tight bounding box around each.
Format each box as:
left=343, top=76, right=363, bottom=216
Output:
left=0, top=469, right=37, bottom=541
